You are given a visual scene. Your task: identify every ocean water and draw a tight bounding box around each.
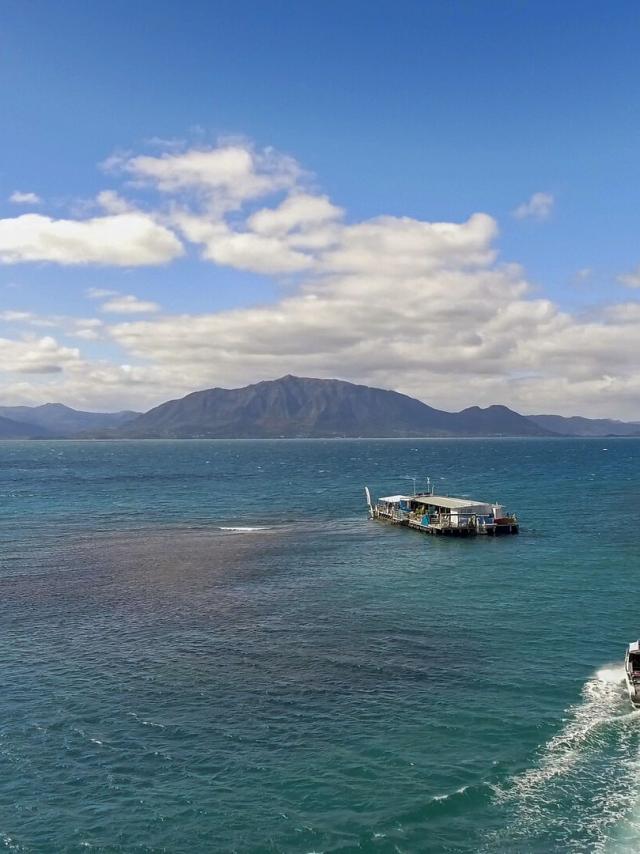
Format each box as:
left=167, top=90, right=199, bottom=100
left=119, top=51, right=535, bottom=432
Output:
left=0, top=438, right=639, bottom=853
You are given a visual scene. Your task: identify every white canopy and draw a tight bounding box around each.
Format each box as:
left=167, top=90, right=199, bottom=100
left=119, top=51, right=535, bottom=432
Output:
left=411, top=494, right=490, bottom=511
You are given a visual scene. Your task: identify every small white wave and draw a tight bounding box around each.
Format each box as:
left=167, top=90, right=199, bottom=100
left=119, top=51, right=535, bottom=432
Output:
left=128, top=711, right=166, bottom=729
left=218, top=526, right=270, bottom=533
left=1, top=832, right=23, bottom=851
left=141, top=719, right=165, bottom=729
left=430, top=784, right=471, bottom=803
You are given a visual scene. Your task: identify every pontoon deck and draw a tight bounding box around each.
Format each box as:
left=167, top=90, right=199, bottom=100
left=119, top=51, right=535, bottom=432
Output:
left=365, top=485, right=519, bottom=536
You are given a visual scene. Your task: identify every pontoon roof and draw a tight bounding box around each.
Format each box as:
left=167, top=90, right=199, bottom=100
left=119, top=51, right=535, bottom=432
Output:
left=378, top=495, right=412, bottom=503
left=629, top=641, right=640, bottom=653
left=410, top=494, right=490, bottom=509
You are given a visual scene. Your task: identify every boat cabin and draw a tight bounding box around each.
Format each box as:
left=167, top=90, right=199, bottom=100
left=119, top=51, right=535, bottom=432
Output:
left=624, top=641, right=640, bottom=707
left=627, top=641, right=640, bottom=676
left=409, top=494, right=497, bottom=530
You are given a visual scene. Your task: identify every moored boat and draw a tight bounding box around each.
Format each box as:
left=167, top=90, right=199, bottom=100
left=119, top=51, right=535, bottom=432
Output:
left=624, top=642, right=640, bottom=707
left=365, top=480, right=519, bottom=536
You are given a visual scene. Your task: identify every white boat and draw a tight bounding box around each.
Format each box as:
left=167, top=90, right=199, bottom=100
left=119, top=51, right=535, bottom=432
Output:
left=624, top=641, right=640, bottom=707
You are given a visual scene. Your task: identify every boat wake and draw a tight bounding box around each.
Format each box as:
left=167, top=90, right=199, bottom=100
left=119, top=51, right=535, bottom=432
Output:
left=504, top=666, right=631, bottom=794
left=491, top=666, right=640, bottom=851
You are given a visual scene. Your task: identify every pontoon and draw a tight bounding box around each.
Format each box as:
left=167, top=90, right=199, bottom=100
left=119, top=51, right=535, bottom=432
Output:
left=365, top=480, right=519, bottom=536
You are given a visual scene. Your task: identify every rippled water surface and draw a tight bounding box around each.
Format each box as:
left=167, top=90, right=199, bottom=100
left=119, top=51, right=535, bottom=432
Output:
left=0, top=438, right=639, bottom=852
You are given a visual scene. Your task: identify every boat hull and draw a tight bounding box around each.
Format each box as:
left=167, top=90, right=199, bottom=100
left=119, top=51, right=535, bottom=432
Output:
left=625, top=674, right=640, bottom=707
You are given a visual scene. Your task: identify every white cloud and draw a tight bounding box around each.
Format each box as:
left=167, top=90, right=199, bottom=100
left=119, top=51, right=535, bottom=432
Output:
left=71, top=318, right=105, bottom=340
left=86, top=287, right=119, bottom=299
left=3, top=140, right=640, bottom=419
left=512, top=192, right=554, bottom=221
left=0, top=309, right=105, bottom=343
left=100, top=294, right=161, bottom=314
left=0, top=310, right=35, bottom=322
left=73, top=328, right=101, bottom=341
left=0, top=309, right=57, bottom=329
left=0, top=212, right=183, bottom=266
left=103, top=199, right=640, bottom=419
left=320, top=212, right=497, bottom=275
left=617, top=265, right=640, bottom=288
left=248, top=193, right=343, bottom=236
left=175, top=215, right=315, bottom=274
left=96, top=190, right=135, bottom=214
left=0, top=335, right=80, bottom=374
left=9, top=191, right=41, bottom=205
left=144, top=136, right=187, bottom=151
left=118, top=143, right=302, bottom=212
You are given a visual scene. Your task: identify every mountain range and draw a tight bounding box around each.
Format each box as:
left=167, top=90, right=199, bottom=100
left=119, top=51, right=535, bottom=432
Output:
left=0, top=404, right=138, bottom=439
left=1, top=375, right=636, bottom=439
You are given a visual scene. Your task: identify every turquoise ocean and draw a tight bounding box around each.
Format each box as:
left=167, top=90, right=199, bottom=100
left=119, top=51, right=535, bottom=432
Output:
left=1, top=438, right=639, bottom=853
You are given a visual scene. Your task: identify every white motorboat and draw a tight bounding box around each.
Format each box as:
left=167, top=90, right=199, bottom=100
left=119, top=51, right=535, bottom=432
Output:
left=624, top=641, right=640, bottom=707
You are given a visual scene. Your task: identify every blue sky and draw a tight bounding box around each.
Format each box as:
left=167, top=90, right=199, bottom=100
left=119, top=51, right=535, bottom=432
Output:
left=1, top=1, right=639, bottom=417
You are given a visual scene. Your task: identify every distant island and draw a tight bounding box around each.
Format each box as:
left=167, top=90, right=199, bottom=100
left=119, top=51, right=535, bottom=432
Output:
left=0, top=375, right=638, bottom=439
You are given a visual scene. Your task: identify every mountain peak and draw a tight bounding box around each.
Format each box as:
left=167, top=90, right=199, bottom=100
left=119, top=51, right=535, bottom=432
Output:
left=36, top=402, right=74, bottom=413
left=112, top=376, right=554, bottom=439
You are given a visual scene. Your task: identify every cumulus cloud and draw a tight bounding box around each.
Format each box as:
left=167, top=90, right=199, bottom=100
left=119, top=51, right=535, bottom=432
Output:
left=0, top=309, right=107, bottom=343
left=617, top=265, right=640, bottom=288
left=3, top=139, right=640, bottom=419
left=0, top=212, right=183, bottom=266
left=512, top=192, right=554, bottom=221
left=116, top=143, right=302, bottom=213
left=100, top=294, right=161, bottom=314
left=9, top=191, right=42, bottom=205
left=103, top=193, right=640, bottom=419
left=103, top=270, right=640, bottom=419
left=96, top=190, right=135, bottom=214
left=175, top=214, right=316, bottom=274
left=321, top=213, right=497, bottom=275
left=248, top=193, right=343, bottom=236
left=0, top=335, right=80, bottom=374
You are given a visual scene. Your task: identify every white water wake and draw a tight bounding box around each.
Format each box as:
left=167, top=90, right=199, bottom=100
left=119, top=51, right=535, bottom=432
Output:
left=508, top=666, right=631, bottom=795
left=492, top=666, right=640, bottom=851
